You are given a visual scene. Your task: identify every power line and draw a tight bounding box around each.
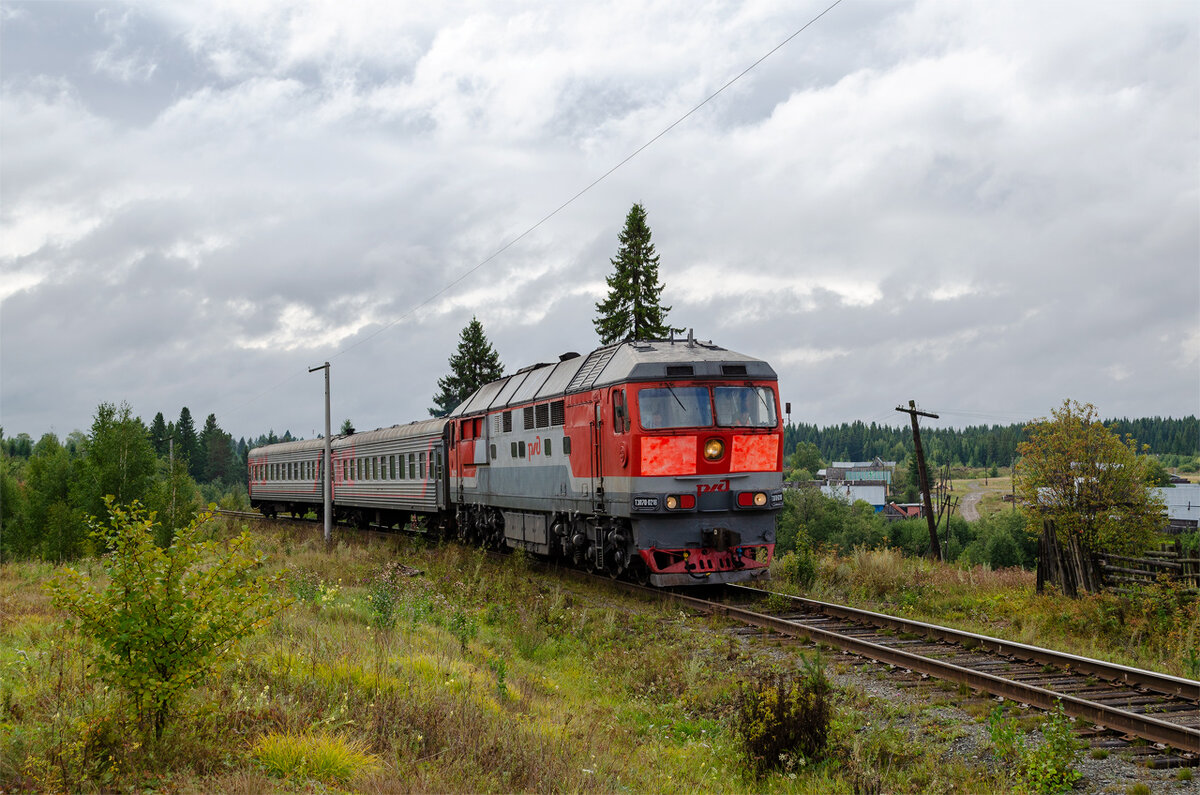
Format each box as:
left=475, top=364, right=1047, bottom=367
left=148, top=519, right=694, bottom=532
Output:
left=226, top=0, right=846, bottom=420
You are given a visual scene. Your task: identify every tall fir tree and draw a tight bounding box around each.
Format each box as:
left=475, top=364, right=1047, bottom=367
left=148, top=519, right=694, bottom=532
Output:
left=149, top=412, right=168, bottom=456
left=594, top=203, right=675, bottom=344
left=175, top=407, right=200, bottom=480
left=198, top=413, right=233, bottom=484
left=429, top=317, right=505, bottom=417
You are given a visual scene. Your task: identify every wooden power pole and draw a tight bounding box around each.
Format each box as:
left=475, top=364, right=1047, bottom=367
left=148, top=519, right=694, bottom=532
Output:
left=896, top=400, right=941, bottom=561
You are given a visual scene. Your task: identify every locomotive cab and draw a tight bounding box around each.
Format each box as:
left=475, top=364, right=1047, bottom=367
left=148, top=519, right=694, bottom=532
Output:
left=620, top=379, right=782, bottom=585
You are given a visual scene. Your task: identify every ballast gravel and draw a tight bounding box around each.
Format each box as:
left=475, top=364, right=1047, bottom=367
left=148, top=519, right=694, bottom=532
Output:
left=826, top=658, right=1198, bottom=795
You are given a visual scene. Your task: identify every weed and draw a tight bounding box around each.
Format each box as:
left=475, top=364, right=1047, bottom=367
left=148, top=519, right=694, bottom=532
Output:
left=734, top=654, right=830, bottom=777
left=989, top=702, right=1081, bottom=794
left=1177, top=767, right=1194, bottom=782
left=489, top=657, right=509, bottom=701
left=1089, top=747, right=1108, bottom=759
left=449, top=609, right=478, bottom=652
left=1125, top=784, right=1151, bottom=795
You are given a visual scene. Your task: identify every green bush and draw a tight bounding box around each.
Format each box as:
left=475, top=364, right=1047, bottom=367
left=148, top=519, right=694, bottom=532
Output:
left=735, top=657, right=830, bottom=777
left=774, top=549, right=817, bottom=588
left=988, top=702, right=1081, bottom=794
left=48, top=500, right=287, bottom=741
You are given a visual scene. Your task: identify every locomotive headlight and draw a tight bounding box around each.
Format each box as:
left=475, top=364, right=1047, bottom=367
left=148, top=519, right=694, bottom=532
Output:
left=666, top=495, right=679, bottom=510
left=703, top=438, right=724, bottom=461
left=754, top=492, right=768, bottom=507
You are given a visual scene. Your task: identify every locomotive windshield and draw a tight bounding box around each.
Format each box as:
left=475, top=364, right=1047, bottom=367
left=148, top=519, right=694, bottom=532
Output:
left=714, top=386, right=777, bottom=428
left=638, top=387, right=713, bottom=429
left=637, top=385, right=777, bottom=430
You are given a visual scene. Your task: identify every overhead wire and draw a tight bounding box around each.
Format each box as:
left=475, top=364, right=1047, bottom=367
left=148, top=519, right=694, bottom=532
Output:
left=225, top=0, right=847, bottom=421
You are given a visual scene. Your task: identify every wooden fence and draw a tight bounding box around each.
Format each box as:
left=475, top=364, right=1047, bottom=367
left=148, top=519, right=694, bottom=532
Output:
left=1038, top=524, right=1199, bottom=597
left=1095, top=539, right=1200, bottom=595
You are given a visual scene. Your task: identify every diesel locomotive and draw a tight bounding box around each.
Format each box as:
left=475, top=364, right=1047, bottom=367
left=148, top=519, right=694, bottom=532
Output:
left=248, top=336, right=783, bottom=586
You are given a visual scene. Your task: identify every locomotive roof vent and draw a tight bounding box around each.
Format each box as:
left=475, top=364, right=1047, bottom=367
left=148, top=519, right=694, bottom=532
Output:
left=558, top=351, right=580, bottom=361
left=721, top=364, right=748, bottom=376
left=666, top=364, right=695, bottom=376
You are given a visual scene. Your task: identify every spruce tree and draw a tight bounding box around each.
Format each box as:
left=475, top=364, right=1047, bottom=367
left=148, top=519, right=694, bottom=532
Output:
left=594, top=203, right=675, bottom=344
left=149, top=412, right=168, bottom=456
left=429, top=317, right=505, bottom=417
left=175, top=408, right=200, bottom=480
left=198, top=413, right=233, bottom=484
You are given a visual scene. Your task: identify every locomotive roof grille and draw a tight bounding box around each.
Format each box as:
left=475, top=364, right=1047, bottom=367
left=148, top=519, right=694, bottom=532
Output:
left=449, top=338, right=776, bottom=417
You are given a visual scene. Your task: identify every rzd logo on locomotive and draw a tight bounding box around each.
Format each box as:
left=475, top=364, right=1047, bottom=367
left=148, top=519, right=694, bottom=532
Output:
left=696, top=478, right=730, bottom=494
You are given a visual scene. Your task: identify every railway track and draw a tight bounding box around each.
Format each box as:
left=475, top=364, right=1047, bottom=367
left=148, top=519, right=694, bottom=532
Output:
left=637, top=582, right=1199, bottom=762
left=229, top=509, right=1199, bottom=762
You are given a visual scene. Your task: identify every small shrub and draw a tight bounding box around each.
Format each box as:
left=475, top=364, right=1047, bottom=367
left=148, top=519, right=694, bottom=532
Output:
left=989, top=702, right=1082, bottom=794
left=1125, top=784, right=1151, bottom=795
left=1176, top=767, right=1194, bottom=782
left=449, top=609, right=477, bottom=652
left=774, top=549, right=817, bottom=588
left=253, top=731, right=378, bottom=785
left=734, top=656, right=830, bottom=777
left=48, top=500, right=286, bottom=741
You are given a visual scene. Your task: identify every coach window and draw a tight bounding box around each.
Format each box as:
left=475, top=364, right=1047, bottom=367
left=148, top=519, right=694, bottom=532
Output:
left=436, top=451, right=443, bottom=478
left=389, top=455, right=396, bottom=479
left=408, top=453, right=416, bottom=480
left=419, top=452, right=426, bottom=479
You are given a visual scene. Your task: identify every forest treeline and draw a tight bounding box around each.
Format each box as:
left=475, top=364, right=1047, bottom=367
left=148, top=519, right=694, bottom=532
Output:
left=783, top=415, right=1198, bottom=469
left=0, top=402, right=291, bottom=563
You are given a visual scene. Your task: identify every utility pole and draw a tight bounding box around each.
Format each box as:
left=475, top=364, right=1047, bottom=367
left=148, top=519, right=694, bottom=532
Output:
left=309, top=362, right=332, bottom=547
left=896, top=400, right=941, bottom=561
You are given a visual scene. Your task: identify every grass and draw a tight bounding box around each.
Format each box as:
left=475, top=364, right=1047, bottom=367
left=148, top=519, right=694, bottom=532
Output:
left=768, top=546, right=1196, bottom=677
left=0, top=517, right=1014, bottom=793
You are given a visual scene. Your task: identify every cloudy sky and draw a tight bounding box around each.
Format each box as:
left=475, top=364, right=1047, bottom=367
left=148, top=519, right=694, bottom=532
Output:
left=2, top=0, right=1197, bottom=443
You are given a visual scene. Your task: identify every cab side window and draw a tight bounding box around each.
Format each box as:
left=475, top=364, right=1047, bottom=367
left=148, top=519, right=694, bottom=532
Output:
left=612, top=389, right=629, bottom=435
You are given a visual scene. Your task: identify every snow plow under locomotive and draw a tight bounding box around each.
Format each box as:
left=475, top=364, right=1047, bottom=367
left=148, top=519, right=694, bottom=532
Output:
left=249, top=337, right=783, bottom=586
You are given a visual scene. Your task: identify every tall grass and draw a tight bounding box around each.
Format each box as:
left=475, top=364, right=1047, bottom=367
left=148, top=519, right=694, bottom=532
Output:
left=1, top=517, right=1012, bottom=793
left=770, top=545, right=1196, bottom=676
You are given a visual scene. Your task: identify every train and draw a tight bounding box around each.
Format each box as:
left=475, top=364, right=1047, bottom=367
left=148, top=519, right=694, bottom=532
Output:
left=248, top=336, right=784, bottom=586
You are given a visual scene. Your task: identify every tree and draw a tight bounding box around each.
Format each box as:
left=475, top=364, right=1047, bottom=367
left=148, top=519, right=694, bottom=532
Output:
left=1142, top=457, right=1172, bottom=487
left=429, top=317, right=505, bottom=417
left=73, top=402, right=158, bottom=520
left=340, top=419, right=356, bottom=436
left=787, top=441, right=824, bottom=477
left=1016, top=400, right=1163, bottom=557
left=594, top=203, right=676, bottom=344
left=176, top=408, right=200, bottom=480
left=198, top=413, right=233, bottom=484
left=49, top=500, right=286, bottom=741
left=149, top=412, right=168, bottom=456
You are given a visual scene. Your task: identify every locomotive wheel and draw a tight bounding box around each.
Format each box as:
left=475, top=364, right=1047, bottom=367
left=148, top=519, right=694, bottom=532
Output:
left=628, top=558, right=650, bottom=586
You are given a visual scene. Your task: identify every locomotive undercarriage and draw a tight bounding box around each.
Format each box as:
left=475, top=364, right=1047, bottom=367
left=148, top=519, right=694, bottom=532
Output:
left=453, top=504, right=643, bottom=580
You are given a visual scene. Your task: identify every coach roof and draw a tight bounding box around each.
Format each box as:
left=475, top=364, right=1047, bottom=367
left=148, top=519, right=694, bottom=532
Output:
left=450, top=337, right=776, bottom=417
